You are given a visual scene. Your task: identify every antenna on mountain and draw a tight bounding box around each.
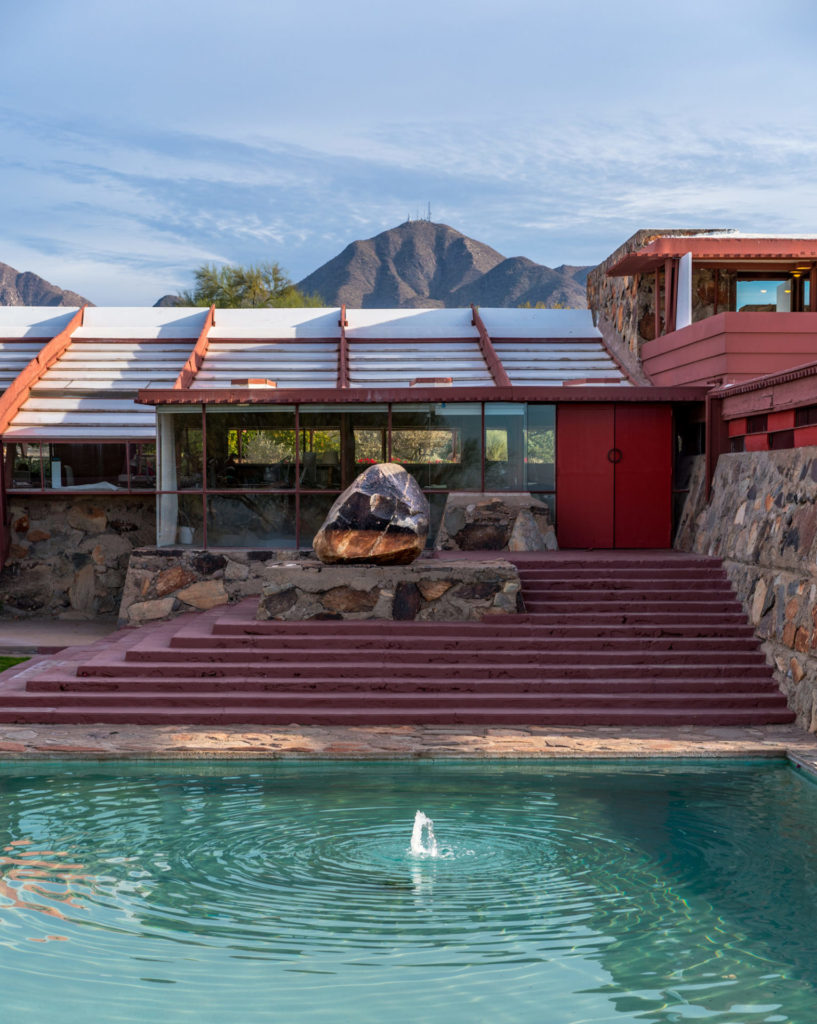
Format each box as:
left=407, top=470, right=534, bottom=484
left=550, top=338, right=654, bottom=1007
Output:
left=427, top=202, right=432, bottom=221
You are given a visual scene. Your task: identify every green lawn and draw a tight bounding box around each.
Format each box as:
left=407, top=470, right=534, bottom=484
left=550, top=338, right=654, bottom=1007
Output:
left=0, top=656, right=28, bottom=673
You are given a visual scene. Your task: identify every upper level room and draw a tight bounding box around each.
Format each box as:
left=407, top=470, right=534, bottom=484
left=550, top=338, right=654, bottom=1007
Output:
left=587, top=229, right=817, bottom=387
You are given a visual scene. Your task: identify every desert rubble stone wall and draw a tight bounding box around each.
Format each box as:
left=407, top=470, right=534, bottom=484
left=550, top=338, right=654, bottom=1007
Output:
left=0, top=496, right=155, bottom=619
left=676, top=449, right=817, bottom=731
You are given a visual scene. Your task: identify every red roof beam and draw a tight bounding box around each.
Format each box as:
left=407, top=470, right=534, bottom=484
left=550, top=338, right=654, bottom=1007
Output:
left=470, top=305, right=511, bottom=387
left=0, top=304, right=86, bottom=435
left=338, top=304, right=349, bottom=389
left=173, top=305, right=215, bottom=390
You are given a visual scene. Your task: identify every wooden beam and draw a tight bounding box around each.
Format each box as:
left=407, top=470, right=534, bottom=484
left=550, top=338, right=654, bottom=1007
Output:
left=654, top=269, right=660, bottom=338
left=0, top=305, right=85, bottom=435
left=470, top=305, right=511, bottom=387
left=810, top=265, right=817, bottom=312
left=173, top=305, right=215, bottom=389
left=338, top=304, right=349, bottom=389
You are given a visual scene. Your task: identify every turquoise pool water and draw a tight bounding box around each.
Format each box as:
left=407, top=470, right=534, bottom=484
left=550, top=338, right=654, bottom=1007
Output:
left=0, top=760, right=815, bottom=1023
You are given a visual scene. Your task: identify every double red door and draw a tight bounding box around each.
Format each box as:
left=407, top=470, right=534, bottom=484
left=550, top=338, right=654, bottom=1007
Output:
left=556, top=404, right=672, bottom=548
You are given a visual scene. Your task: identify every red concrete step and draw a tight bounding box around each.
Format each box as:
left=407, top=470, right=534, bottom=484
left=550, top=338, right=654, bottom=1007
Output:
left=0, top=706, right=795, bottom=726
left=4, top=690, right=789, bottom=710
left=68, top=657, right=773, bottom=682
left=28, top=675, right=781, bottom=695
left=519, top=598, right=743, bottom=613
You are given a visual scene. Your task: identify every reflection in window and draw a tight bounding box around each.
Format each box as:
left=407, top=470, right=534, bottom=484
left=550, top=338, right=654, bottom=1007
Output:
left=206, top=409, right=296, bottom=489
left=736, top=278, right=792, bottom=312
left=5, top=443, right=43, bottom=489
left=485, top=403, right=526, bottom=490
left=206, top=493, right=296, bottom=547
left=391, top=404, right=481, bottom=489
left=526, top=405, right=555, bottom=491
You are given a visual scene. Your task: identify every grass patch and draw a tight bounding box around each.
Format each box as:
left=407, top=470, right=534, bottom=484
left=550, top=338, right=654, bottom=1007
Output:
left=0, top=655, right=28, bottom=673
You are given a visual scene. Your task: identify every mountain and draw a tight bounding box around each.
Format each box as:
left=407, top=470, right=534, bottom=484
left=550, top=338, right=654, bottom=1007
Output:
left=297, top=221, right=588, bottom=309
left=0, top=261, right=92, bottom=306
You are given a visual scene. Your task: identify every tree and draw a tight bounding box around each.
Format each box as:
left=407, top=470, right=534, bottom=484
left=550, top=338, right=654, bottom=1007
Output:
left=178, top=262, right=323, bottom=307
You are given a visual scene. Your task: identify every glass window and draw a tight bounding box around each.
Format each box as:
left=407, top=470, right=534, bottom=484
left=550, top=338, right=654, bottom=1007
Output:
left=206, top=493, right=296, bottom=548
left=5, top=443, right=43, bottom=488
left=391, top=404, right=481, bottom=490
left=299, top=405, right=388, bottom=491
left=526, top=405, right=555, bottom=491
left=298, top=492, right=340, bottom=548
left=128, top=443, right=157, bottom=489
left=206, top=408, right=296, bottom=490
left=43, top=443, right=128, bottom=489
left=485, top=403, right=526, bottom=490
left=736, top=278, right=791, bottom=312
left=158, top=409, right=203, bottom=491
left=158, top=493, right=204, bottom=547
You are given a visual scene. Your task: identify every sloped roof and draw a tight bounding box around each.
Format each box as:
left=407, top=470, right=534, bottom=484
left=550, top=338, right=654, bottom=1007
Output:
left=0, top=305, right=631, bottom=441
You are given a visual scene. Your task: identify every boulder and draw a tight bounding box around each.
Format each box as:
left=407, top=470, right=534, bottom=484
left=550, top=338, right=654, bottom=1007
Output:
left=313, top=463, right=429, bottom=565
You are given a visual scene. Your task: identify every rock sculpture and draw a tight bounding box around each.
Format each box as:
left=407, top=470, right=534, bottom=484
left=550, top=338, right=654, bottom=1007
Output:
left=312, top=463, right=429, bottom=565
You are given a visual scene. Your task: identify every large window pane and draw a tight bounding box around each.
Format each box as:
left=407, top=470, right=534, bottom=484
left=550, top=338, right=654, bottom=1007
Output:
left=526, top=405, right=555, bottom=491
left=485, top=403, right=526, bottom=490
left=44, top=443, right=128, bottom=489
left=206, top=408, right=296, bottom=489
left=298, top=493, right=340, bottom=548
left=391, top=403, right=481, bottom=490
left=159, top=409, right=203, bottom=490
left=207, top=493, right=296, bottom=547
left=128, top=442, right=157, bottom=489
left=299, top=405, right=388, bottom=490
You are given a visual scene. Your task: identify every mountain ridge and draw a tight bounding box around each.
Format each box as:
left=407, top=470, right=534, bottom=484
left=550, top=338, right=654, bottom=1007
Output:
left=0, top=261, right=92, bottom=307
left=297, top=221, right=588, bottom=309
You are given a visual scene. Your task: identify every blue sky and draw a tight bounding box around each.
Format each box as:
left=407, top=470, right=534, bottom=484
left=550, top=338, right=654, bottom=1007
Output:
left=1, top=0, right=815, bottom=304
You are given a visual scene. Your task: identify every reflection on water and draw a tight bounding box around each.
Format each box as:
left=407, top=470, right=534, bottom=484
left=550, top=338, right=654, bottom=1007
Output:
left=0, top=760, right=815, bottom=1024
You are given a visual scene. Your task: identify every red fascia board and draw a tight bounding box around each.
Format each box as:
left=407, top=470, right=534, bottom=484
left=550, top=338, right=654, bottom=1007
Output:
left=173, top=305, right=215, bottom=389
left=608, top=238, right=817, bottom=276
left=136, top=384, right=707, bottom=406
left=0, top=305, right=85, bottom=435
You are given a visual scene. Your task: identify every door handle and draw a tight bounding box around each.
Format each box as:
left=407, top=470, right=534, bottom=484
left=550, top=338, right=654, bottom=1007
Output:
left=607, top=447, right=623, bottom=464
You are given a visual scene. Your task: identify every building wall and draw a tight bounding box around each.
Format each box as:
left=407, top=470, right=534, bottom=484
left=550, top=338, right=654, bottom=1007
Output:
left=0, top=496, right=155, bottom=618
left=677, top=449, right=817, bottom=731
left=587, top=230, right=734, bottom=377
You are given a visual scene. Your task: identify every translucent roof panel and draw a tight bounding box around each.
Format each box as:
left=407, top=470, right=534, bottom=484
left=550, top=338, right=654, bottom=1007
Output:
left=0, top=341, right=47, bottom=393
left=479, top=308, right=600, bottom=339
left=0, top=307, right=80, bottom=338
left=74, top=307, right=209, bottom=339
left=209, top=308, right=342, bottom=339
left=348, top=340, right=493, bottom=388
left=492, top=339, right=629, bottom=386
left=3, top=339, right=192, bottom=439
left=193, top=340, right=339, bottom=390
left=346, top=308, right=479, bottom=339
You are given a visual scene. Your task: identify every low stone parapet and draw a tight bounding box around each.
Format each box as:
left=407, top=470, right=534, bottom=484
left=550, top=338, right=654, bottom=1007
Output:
left=118, top=548, right=523, bottom=625
left=434, top=492, right=557, bottom=552
left=257, top=561, right=522, bottom=621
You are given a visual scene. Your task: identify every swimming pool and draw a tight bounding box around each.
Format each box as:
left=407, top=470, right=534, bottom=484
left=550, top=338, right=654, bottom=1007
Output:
left=1, top=760, right=815, bottom=1023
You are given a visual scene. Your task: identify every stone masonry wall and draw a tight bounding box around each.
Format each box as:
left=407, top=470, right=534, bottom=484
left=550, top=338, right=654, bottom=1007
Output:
left=1, top=496, right=155, bottom=619
left=587, top=229, right=734, bottom=380
left=677, top=449, right=817, bottom=731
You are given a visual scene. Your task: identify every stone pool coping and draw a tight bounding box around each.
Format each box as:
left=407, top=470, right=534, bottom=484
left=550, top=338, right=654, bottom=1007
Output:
left=1, top=723, right=816, bottom=778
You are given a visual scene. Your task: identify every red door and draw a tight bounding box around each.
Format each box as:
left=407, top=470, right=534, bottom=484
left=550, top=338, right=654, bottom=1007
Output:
left=556, top=404, right=672, bottom=548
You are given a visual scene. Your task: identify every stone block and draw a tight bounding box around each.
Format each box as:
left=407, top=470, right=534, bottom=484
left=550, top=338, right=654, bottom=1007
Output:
left=436, top=492, right=557, bottom=552
left=67, top=506, right=107, bottom=534
left=155, top=566, right=198, bottom=597
left=127, top=597, right=177, bottom=623
left=176, top=579, right=228, bottom=610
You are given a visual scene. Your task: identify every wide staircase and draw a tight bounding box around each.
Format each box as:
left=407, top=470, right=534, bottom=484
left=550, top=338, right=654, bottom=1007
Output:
left=0, top=553, right=795, bottom=726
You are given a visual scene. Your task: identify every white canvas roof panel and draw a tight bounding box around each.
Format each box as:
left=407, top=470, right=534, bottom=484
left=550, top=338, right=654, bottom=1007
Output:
left=209, top=308, right=342, bottom=339
left=74, top=307, right=209, bottom=339
left=346, top=308, right=478, bottom=339
left=0, top=341, right=45, bottom=392
left=479, top=308, right=600, bottom=339
left=348, top=340, right=493, bottom=388
left=0, top=307, right=80, bottom=338
left=493, top=339, right=629, bottom=386
left=193, top=340, right=339, bottom=390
